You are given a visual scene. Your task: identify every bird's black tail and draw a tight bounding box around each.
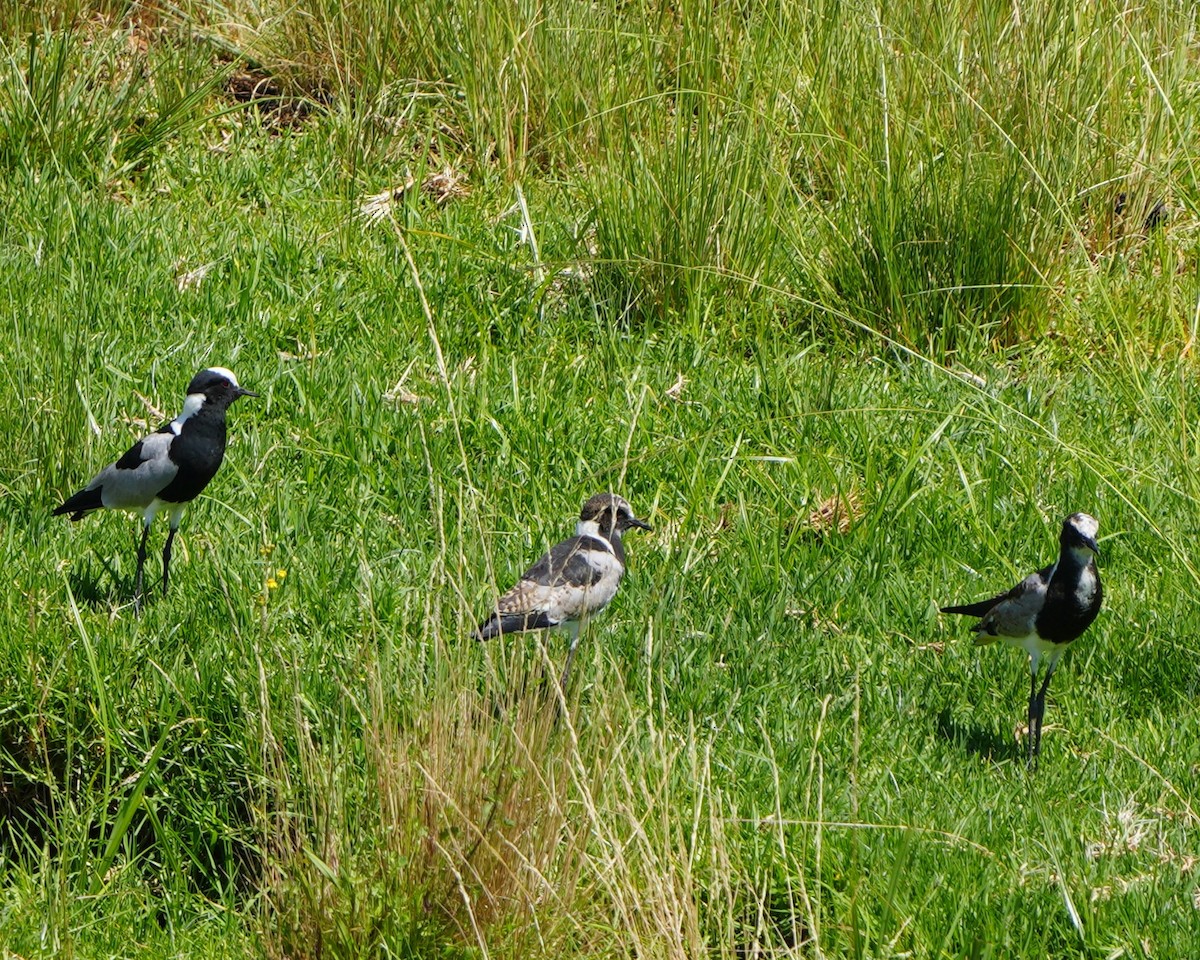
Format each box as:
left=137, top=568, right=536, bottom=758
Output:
left=940, top=599, right=997, bottom=617
left=474, top=616, right=505, bottom=642
left=53, top=487, right=103, bottom=521
left=474, top=610, right=553, bottom=641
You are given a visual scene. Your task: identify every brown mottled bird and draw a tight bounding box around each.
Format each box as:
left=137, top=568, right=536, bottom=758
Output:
left=475, top=493, right=651, bottom=689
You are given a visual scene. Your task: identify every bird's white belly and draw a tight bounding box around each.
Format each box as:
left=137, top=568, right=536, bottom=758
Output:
left=1003, top=632, right=1065, bottom=674
left=553, top=554, right=623, bottom=623
left=1003, top=633, right=1059, bottom=658
left=102, top=485, right=163, bottom=513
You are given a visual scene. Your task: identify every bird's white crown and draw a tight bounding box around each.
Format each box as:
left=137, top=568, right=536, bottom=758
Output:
left=1065, top=513, right=1099, bottom=541
left=204, top=367, right=240, bottom=387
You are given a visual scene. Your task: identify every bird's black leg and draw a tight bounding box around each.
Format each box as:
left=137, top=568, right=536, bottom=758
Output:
left=1026, top=667, right=1039, bottom=767
left=559, top=634, right=580, bottom=692
left=1032, top=665, right=1056, bottom=765
left=558, top=621, right=585, bottom=694
left=162, top=525, right=178, bottom=597
left=134, top=522, right=151, bottom=613
left=550, top=625, right=584, bottom=731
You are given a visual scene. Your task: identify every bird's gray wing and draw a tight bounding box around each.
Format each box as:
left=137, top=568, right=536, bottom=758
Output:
left=942, top=563, right=1056, bottom=616
left=970, top=570, right=1050, bottom=645
left=90, top=431, right=179, bottom=510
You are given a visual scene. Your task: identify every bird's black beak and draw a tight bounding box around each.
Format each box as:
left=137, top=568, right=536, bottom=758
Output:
left=1084, top=535, right=1100, bottom=557
left=236, top=387, right=259, bottom=399
left=629, top=517, right=653, bottom=532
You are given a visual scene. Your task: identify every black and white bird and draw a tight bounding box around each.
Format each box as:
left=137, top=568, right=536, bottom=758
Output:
left=54, top=367, right=257, bottom=610
left=474, top=493, right=652, bottom=689
left=941, top=513, right=1102, bottom=765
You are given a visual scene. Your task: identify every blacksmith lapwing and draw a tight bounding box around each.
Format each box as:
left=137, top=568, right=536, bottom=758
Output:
left=941, top=512, right=1102, bottom=765
left=54, top=367, right=257, bottom=610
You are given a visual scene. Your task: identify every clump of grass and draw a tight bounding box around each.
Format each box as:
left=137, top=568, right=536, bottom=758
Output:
left=0, top=0, right=134, bottom=35
left=189, top=0, right=635, bottom=174
left=263, top=649, right=583, bottom=957
left=581, top=93, right=793, bottom=329
left=0, top=22, right=227, bottom=181
left=570, top=1, right=802, bottom=330
left=262, top=641, right=817, bottom=959
left=822, top=154, right=1044, bottom=350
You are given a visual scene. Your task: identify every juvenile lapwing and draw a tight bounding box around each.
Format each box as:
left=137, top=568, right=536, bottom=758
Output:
left=54, top=367, right=257, bottom=610
left=941, top=513, right=1102, bottom=765
left=475, top=493, right=652, bottom=690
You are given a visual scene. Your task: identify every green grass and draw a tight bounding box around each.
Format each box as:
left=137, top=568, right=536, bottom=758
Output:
left=2, top=2, right=1200, bottom=957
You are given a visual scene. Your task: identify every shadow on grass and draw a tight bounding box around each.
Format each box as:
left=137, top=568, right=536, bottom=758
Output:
left=0, top=739, right=57, bottom=856
left=65, top=565, right=136, bottom=611
left=936, top=709, right=1023, bottom=763
left=1113, top=643, right=1200, bottom=715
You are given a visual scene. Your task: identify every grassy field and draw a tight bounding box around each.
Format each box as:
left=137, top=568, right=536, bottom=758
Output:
left=2, top=1, right=1200, bottom=957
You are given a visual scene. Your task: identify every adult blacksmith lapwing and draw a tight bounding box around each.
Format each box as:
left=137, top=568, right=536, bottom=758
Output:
left=941, top=513, right=1102, bottom=765
left=54, top=367, right=257, bottom=610
left=475, top=493, right=652, bottom=689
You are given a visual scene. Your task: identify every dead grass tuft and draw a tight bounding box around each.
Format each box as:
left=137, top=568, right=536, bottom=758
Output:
left=802, top=491, right=862, bottom=538
left=262, top=652, right=589, bottom=958
left=360, top=166, right=469, bottom=222
left=261, top=646, right=813, bottom=958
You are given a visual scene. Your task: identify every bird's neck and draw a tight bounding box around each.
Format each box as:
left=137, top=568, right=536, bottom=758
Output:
left=1049, top=543, right=1100, bottom=623
left=169, top=393, right=205, bottom=433
left=576, top=518, right=610, bottom=540
left=1058, top=545, right=1095, bottom=575
left=173, top=395, right=229, bottom=442
left=576, top=518, right=625, bottom=562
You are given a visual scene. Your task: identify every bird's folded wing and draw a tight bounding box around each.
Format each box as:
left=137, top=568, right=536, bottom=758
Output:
left=521, top=537, right=608, bottom=589
left=91, top=433, right=179, bottom=509
left=971, top=572, right=1049, bottom=643
left=942, top=562, right=1053, bottom=614
left=497, top=577, right=587, bottom=623
left=474, top=577, right=586, bottom=639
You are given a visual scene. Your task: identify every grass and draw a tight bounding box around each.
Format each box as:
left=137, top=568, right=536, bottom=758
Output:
left=1, top=1, right=1200, bottom=957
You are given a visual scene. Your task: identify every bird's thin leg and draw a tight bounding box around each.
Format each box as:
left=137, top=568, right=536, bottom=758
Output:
left=1032, top=663, right=1057, bottom=764
left=134, top=522, right=151, bottom=613
left=1026, top=666, right=1039, bottom=767
left=559, top=622, right=582, bottom=692
left=162, top=525, right=178, bottom=597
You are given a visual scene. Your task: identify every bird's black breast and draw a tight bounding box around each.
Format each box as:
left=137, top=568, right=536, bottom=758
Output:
left=1035, top=561, right=1102, bottom=644
left=157, top=415, right=227, bottom=504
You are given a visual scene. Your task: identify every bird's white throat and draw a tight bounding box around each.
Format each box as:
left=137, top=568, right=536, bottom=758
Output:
left=170, top=393, right=206, bottom=434
left=576, top=517, right=618, bottom=552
